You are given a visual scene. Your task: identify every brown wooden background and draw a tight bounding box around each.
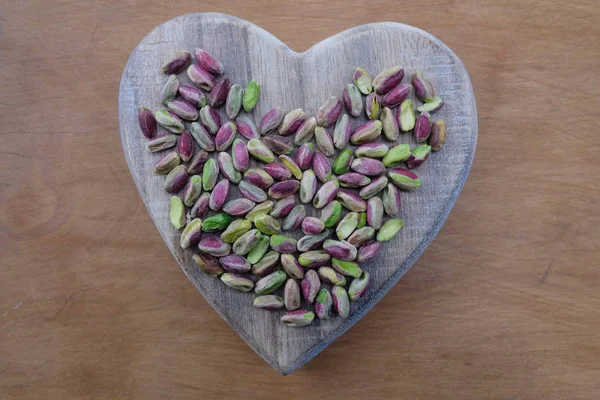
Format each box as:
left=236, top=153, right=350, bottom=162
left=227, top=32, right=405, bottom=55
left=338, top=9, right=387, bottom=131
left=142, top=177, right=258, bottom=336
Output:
left=1, top=1, right=599, bottom=399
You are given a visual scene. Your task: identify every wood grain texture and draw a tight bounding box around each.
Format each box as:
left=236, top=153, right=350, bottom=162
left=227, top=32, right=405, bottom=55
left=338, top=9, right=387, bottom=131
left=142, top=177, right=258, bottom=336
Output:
left=1, top=0, right=599, bottom=398
left=119, top=13, right=476, bottom=374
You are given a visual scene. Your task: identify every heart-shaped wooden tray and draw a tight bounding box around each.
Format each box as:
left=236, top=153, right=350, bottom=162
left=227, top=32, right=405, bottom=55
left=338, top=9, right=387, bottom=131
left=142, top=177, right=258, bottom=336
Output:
left=119, top=12, right=477, bottom=374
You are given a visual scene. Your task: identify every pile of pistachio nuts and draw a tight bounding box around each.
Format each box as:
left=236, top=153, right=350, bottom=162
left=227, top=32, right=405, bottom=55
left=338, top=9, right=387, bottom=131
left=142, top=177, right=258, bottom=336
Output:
left=137, top=48, right=447, bottom=327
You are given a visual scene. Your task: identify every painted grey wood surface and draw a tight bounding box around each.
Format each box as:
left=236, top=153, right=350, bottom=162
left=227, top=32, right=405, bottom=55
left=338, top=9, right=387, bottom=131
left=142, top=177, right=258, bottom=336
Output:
left=119, top=12, right=477, bottom=374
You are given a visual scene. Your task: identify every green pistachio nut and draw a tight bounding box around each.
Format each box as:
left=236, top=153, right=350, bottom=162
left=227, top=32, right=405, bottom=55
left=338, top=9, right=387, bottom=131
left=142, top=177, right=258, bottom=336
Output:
left=245, top=201, right=275, bottom=223
left=169, top=196, right=185, bottom=229
left=220, top=273, right=254, bottom=292
left=298, top=250, right=331, bottom=268
left=232, top=229, right=262, bottom=255
left=221, top=219, right=252, bottom=243
left=202, top=213, right=232, bottom=232
left=320, top=200, right=342, bottom=228
left=382, top=144, right=411, bottom=167
left=336, top=212, right=359, bottom=240
left=254, top=214, right=281, bottom=235
left=251, top=250, right=280, bottom=276
left=331, top=258, right=363, bottom=278
left=332, top=286, right=350, bottom=318
left=347, top=226, right=375, bottom=247
left=246, top=235, right=270, bottom=265
left=242, top=80, right=260, bottom=112
left=280, top=310, right=315, bottom=327
left=270, top=234, right=297, bottom=254
left=202, top=158, right=219, bottom=191
left=180, top=218, right=203, bottom=249
left=353, top=66, right=373, bottom=95
left=399, top=99, right=416, bottom=132
left=255, top=270, right=287, bottom=295
left=247, top=138, right=275, bottom=163
left=348, top=271, right=370, bottom=301
left=376, top=218, right=405, bottom=242
left=332, top=149, right=354, bottom=175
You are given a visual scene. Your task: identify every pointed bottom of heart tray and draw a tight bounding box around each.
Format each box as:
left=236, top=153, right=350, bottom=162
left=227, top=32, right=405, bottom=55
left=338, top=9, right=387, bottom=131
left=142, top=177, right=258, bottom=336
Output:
left=119, top=12, right=477, bottom=374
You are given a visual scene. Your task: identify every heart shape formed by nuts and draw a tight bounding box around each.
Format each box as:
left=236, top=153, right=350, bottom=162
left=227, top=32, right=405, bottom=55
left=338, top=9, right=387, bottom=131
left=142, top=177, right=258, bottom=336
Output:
left=119, top=13, right=477, bottom=374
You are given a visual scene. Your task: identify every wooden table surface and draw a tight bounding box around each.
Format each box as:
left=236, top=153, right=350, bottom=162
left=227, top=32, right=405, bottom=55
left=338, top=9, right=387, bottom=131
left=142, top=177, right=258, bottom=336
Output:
left=1, top=1, right=599, bottom=399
